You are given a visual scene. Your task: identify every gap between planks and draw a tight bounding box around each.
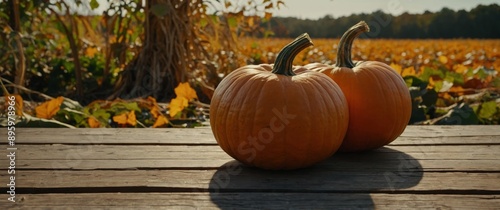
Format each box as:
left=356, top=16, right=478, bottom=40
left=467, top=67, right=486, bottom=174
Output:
left=5, top=126, right=500, bottom=146
left=7, top=187, right=500, bottom=195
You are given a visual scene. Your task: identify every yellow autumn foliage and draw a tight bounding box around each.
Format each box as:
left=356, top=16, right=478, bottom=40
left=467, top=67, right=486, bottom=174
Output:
left=113, top=111, right=137, bottom=126
left=35, top=96, right=64, bottom=119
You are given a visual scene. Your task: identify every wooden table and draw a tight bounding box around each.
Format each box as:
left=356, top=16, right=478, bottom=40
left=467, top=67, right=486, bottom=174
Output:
left=1, top=126, right=500, bottom=209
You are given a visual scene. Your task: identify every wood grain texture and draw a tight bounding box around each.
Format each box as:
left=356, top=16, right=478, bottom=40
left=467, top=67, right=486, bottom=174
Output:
left=10, top=144, right=500, bottom=160
left=2, top=193, right=499, bottom=209
left=4, top=170, right=500, bottom=192
left=5, top=125, right=500, bottom=145
left=2, top=144, right=498, bottom=171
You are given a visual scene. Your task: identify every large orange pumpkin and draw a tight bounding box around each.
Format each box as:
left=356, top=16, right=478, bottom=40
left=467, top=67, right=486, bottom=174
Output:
left=306, top=21, right=412, bottom=152
left=210, top=34, right=349, bottom=170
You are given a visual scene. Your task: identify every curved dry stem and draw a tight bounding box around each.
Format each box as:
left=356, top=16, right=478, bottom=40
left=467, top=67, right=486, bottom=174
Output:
left=272, top=33, right=313, bottom=76
left=335, top=21, right=370, bottom=68
left=1, top=77, right=53, bottom=100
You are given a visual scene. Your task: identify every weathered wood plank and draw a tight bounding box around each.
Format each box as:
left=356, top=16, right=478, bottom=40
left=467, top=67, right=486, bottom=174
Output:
left=399, top=125, right=500, bottom=137
left=2, top=193, right=499, bottom=209
left=5, top=126, right=500, bottom=145
left=4, top=170, right=499, bottom=192
left=2, top=144, right=498, bottom=171
left=12, top=127, right=217, bottom=145
left=7, top=159, right=500, bottom=171
left=10, top=144, right=500, bottom=160
left=394, top=136, right=500, bottom=145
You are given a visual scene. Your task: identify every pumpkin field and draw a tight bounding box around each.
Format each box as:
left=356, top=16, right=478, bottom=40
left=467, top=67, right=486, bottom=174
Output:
left=4, top=36, right=500, bottom=128
left=237, top=37, right=500, bottom=125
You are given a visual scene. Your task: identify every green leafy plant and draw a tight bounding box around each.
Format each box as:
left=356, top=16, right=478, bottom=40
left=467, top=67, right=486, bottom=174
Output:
left=1, top=82, right=207, bottom=128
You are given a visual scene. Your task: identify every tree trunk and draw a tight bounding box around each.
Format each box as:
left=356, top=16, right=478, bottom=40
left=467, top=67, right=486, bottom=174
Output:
left=49, top=5, right=84, bottom=101
left=111, top=0, right=205, bottom=101
left=8, top=0, right=26, bottom=94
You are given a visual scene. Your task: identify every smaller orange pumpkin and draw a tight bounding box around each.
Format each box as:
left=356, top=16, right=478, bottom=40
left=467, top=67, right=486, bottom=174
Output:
left=210, top=34, right=349, bottom=170
left=306, top=21, right=412, bottom=152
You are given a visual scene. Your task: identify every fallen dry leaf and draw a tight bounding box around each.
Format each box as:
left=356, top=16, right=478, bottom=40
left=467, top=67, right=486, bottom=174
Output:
left=113, top=111, right=137, bottom=126
left=35, top=96, right=64, bottom=119
left=88, top=116, right=101, bottom=128
left=153, top=115, right=169, bottom=128
left=169, top=96, right=188, bottom=117
left=174, top=82, right=198, bottom=101
left=5, top=94, right=23, bottom=116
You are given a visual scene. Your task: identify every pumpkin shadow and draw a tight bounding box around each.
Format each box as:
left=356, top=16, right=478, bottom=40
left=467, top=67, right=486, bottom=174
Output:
left=208, top=147, right=423, bottom=209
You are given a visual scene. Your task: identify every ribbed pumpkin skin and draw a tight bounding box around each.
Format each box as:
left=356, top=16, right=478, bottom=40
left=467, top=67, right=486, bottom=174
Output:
left=306, top=21, right=411, bottom=152
left=210, top=64, right=349, bottom=170
left=306, top=62, right=411, bottom=152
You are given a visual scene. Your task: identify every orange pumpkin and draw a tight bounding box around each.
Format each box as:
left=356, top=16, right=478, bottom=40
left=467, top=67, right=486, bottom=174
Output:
left=210, top=34, right=349, bottom=170
left=306, top=21, right=412, bottom=152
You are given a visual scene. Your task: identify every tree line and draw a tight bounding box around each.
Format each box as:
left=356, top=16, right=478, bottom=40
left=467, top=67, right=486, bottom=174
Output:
left=266, top=4, right=500, bottom=39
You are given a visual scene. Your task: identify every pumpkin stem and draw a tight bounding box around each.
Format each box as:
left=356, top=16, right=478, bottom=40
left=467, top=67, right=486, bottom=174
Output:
left=272, top=33, right=313, bottom=76
left=336, top=21, right=370, bottom=68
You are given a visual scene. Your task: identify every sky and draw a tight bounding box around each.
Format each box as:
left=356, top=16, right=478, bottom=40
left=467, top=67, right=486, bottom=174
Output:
left=271, top=0, right=500, bottom=19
